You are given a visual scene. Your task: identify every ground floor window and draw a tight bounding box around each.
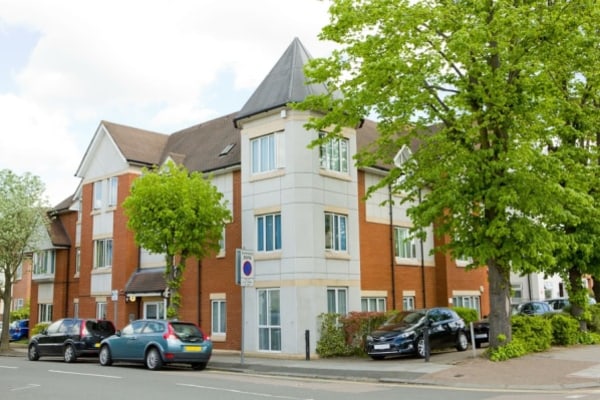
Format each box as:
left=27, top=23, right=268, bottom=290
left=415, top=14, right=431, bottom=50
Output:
left=403, top=296, right=415, bottom=311
left=453, top=295, right=481, bottom=317
left=258, top=289, right=281, bottom=351
left=96, top=302, right=107, bottom=319
left=73, top=302, right=79, bottom=318
left=144, top=301, right=166, bottom=319
left=327, top=287, right=348, bottom=314
left=39, top=303, right=53, bottom=322
left=212, top=299, right=226, bottom=335
left=361, top=297, right=386, bottom=312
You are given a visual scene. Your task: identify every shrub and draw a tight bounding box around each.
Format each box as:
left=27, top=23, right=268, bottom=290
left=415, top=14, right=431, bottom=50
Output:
left=315, top=313, right=352, bottom=358
left=546, top=313, right=579, bottom=346
left=339, top=311, right=388, bottom=355
left=511, top=315, right=552, bottom=353
left=31, top=322, right=50, bottom=336
left=587, top=304, right=600, bottom=333
left=488, top=338, right=527, bottom=361
left=453, top=307, right=479, bottom=324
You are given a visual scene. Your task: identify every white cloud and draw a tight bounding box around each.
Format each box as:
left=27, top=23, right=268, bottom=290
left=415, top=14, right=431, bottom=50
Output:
left=0, top=0, right=336, bottom=204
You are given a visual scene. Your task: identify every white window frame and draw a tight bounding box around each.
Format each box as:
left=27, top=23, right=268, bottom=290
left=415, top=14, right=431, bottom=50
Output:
left=256, top=213, right=282, bottom=252
left=94, top=239, right=113, bottom=269
left=108, top=176, right=118, bottom=207
left=96, top=302, right=107, bottom=319
left=93, top=180, right=103, bottom=210
left=327, top=287, right=348, bottom=315
left=144, top=302, right=166, bottom=319
left=75, top=247, right=81, bottom=275
left=39, top=303, right=53, bottom=322
left=251, top=133, right=276, bottom=174
left=325, top=212, right=348, bottom=252
left=33, top=250, right=56, bottom=276
left=361, top=297, right=386, bottom=312
left=320, top=133, right=349, bottom=173
left=395, top=227, right=417, bottom=259
left=403, top=296, right=415, bottom=311
left=452, top=295, right=481, bottom=317
left=258, top=288, right=281, bottom=352
left=211, top=299, right=226, bottom=335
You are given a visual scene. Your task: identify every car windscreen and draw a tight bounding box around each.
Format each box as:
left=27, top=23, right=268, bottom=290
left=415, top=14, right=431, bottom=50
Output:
left=383, top=311, right=426, bottom=327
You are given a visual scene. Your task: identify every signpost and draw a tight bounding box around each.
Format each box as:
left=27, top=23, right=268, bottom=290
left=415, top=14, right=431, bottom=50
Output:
left=236, top=249, right=254, bottom=364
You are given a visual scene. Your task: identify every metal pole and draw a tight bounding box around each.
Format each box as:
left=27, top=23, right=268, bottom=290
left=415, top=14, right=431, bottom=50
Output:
left=305, top=330, right=310, bottom=360
left=241, top=285, right=245, bottom=365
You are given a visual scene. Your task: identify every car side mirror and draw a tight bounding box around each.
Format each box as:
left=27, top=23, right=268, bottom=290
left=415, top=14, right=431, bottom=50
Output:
left=116, top=330, right=122, bottom=337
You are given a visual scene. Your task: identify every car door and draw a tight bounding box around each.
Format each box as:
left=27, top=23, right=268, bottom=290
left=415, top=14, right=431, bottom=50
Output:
left=110, top=320, right=146, bottom=361
left=37, top=319, right=68, bottom=357
left=426, top=309, right=446, bottom=350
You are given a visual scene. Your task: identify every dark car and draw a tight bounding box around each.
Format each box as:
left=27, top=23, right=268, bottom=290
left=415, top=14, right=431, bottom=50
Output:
left=28, top=318, right=115, bottom=363
left=365, top=307, right=469, bottom=359
left=470, top=317, right=489, bottom=348
left=516, top=301, right=553, bottom=316
left=99, top=319, right=213, bottom=371
left=8, top=319, right=29, bottom=341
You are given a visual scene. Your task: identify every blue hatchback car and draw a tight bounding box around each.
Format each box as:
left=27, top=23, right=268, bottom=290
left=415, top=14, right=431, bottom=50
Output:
left=9, top=319, right=29, bottom=341
left=99, top=319, right=212, bottom=371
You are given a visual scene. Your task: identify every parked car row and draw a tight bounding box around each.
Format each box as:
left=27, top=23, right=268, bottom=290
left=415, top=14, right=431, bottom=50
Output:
left=26, top=318, right=212, bottom=371
left=0, top=319, right=29, bottom=342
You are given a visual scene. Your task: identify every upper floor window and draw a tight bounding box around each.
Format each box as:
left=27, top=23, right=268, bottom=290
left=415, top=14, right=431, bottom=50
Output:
left=257, top=213, right=282, bottom=252
left=33, top=250, right=55, bottom=276
left=16, top=262, right=23, bottom=280
left=108, top=176, right=118, bottom=207
left=320, top=133, right=349, bottom=174
left=93, top=181, right=103, bottom=210
left=395, top=227, right=417, bottom=259
left=251, top=134, right=276, bottom=174
left=325, top=212, right=347, bottom=252
left=94, top=239, right=113, bottom=269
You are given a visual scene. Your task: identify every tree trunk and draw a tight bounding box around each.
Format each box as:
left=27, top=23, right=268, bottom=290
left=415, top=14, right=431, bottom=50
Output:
left=568, top=267, right=588, bottom=331
left=0, top=269, right=13, bottom=351
left=487, top=258, right=512, bottom=348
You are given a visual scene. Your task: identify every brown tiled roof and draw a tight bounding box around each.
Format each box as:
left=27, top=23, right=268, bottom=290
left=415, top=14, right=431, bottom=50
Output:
left=163, top=112, right=241, bottom=173
left=102, top=121, right=169, bottom=167
left=124, top=267, right=167, bottom=294
left=48, top=217, right=70, bottom=247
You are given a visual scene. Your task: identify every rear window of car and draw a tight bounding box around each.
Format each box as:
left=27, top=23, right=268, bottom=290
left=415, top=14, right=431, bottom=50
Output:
left=170, top=322, right=203, bottom=338
left=85, top=320, right=115, bottom=335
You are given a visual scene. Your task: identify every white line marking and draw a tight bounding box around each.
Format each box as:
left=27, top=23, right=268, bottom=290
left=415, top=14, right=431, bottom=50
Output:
left=177, top=383, right=314, bottom=399
left=11, top=384, right=40, bottom=391
left=0, top=365, right=18, bottom=369
left=48, top=369, right=122, bottom=379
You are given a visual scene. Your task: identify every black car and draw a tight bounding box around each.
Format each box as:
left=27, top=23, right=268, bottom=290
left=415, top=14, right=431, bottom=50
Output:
left=516, top=301, right=553, bottom=316
left=365, top=307, right=469, bottom=359
left=28, top=318, right=116, bottom=363
left=470, top=318, right=489, bottom=348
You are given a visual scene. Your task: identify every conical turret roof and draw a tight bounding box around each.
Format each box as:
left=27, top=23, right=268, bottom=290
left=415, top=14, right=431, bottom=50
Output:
left=234, top=37, right=330, bottom=127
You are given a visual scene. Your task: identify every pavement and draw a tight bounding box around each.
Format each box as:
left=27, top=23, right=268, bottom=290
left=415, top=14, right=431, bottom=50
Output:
left=3, top=343, right=600, bottom=391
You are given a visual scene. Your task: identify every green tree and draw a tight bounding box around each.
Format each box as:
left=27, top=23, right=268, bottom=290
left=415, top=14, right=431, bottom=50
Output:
left=298, top=0, right=600, bottom=348
left=122, top=161, right=231, bottom=318
left=0, top=169, right=48, bottom=350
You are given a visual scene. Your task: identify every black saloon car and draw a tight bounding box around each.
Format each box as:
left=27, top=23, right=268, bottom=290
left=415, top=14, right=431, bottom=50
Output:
left=28, top=318, right=116, bottom=362
left=365, top=307, right=469, bottom=359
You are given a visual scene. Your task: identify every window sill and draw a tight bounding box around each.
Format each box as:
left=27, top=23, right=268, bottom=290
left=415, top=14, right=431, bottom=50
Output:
left=255, top=251, right=282, bottom=261
left=319, top=169, right=352, bottom=181
left=325, top=251, right=351, bottom=260
left=250, top=169, right=285, bottom=182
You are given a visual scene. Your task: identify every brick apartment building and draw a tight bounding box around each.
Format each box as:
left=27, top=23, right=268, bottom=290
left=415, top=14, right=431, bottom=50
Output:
left=27, top=38, right=490, bottom=357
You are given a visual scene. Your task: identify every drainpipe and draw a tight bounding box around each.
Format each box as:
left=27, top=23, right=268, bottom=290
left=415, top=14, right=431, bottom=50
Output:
left=388, top=185, right=396, bottom=309
left=197, top=260, right=202, bottom=325
left=419, top=188, right=426, bottom=308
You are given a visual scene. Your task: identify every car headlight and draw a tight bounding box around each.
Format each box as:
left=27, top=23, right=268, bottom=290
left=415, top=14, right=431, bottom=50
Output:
left=366, top=335, right=374, bottom=342
left=395, top=332, right=412, bottom=340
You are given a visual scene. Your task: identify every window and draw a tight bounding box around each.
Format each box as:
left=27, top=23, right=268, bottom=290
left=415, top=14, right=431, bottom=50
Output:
left=73, top=302, right=79, bottom=318
left=325, top=212, right=347, bottom=251
left=96, top=302, right=107, bottom=319
left=144, top=302, right=166, bottom=319
left=403, top=296, right=415, bottom=311
left=75, top=248, right=81, bottom=275
left=257, top=213, right=282, bottom=252
left=13, top=298, right=24, bottom=310
left=218, top=228, right=226, bottom=255
left=108, top=176, right=118, bottom=207
left=453, top=295, right=481, bottom=317
left=94, top=239, right=113, bottom=269
left=327, top=287, right=348, bottom=314
left=361, top=297, right=386, bottom=312
left=395, top=227, right=417, bottom=259
left=258, top=289, right=281, bottom=351
left=212, top=300, right=226, bottom=335
left=39, top=304, right=53, bottom=322
left=16, top=263, right=22, bottom=280
left=511, top=284, right=523, bottom=302
left=320, top=133, right=349, bottom=173
left=251, top=134, right=276, bottom=174
left=93, top=180, right=103, bottom=209
left=33, top=250, right=56, bottom=276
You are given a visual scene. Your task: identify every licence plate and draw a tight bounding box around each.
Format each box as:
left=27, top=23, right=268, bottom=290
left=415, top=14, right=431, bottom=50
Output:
left=374, top=344, right=390, bottom=350
left=184, top=346, right=202, bottom=352
left=475, top=334, right=488, bottom=339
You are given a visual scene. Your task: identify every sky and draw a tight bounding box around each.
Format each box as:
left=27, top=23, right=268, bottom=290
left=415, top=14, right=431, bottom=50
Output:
left=0, top=0, right=337, bottom=205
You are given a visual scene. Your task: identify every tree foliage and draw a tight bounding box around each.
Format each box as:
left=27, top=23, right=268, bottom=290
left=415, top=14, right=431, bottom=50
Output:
left=298, top=0, right=600, bottom=348
left=0, top=169, right=48, bottom=350
left=122, top=161, right=231, bottom=318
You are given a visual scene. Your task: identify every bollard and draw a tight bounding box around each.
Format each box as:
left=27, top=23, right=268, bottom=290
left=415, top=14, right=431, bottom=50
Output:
left=305, top=330, right=310, bottom=360
left=424, top=326, right=430, bottom=362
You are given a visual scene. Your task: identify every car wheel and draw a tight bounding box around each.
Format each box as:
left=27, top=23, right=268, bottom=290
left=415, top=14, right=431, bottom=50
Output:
left=191, top=362, right=207, bottom=371
left=145, top=348, right=163, bottom=371
left=416, top=337, right=427, bottom=358
left=99, top=345, right=113, bottom=366
left=64, top=344, right=77, bottom=363
left=28, top=344, right=40, bottom=361
left=456, top=331, right=469, bottom=352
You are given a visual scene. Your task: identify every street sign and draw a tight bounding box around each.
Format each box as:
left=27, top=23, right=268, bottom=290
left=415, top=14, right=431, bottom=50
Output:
left=236, top=249, right=254, bottom=287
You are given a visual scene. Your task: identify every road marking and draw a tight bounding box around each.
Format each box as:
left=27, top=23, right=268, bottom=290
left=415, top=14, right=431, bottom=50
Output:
left=177, top=383, right=314, bottom=399
left=11, top=384, right=40, bottom=391
left=0, top=365, right=18, bottom=369
left=48, top=369, right=122, bottom=379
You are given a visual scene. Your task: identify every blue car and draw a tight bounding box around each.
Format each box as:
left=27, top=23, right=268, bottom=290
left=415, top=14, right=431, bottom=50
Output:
left=99, top=319, right=212, bottom=371
left=9, top=319, right=29, bottom=341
